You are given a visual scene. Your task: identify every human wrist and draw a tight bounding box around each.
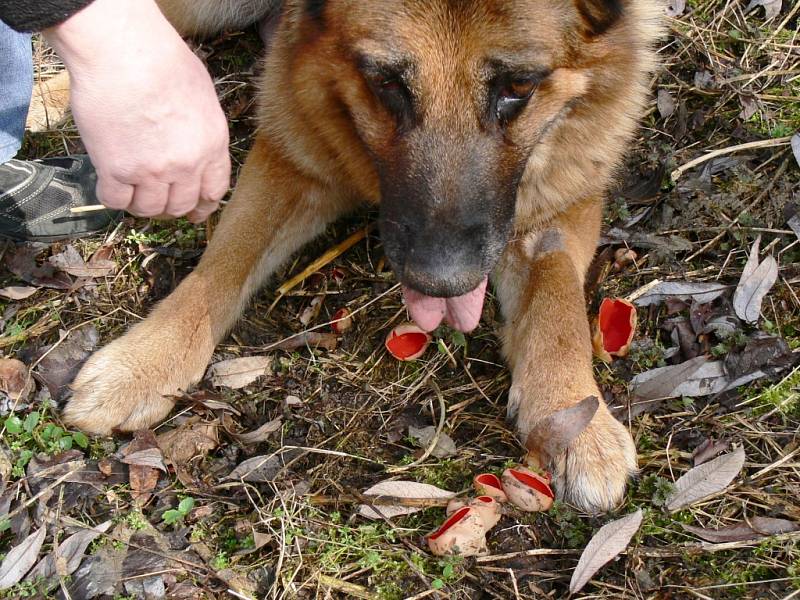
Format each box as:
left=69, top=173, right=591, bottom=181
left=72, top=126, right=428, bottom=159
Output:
left=43, top=0, right=181, bottom=75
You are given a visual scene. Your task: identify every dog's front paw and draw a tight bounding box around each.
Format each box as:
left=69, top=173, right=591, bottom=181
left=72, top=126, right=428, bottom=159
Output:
left=64, top=323, right=210, bottom=435
left=558, top=407, right=637, bottom=513
left=64, top=342, right=174, bottom=436
left=511, top=388, right=637, bottom=513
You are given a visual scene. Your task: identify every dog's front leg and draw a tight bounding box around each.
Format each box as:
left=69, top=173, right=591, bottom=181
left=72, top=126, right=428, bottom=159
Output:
left=64, top=135, right=357, bottom=435
left=494, top=198, right=636, bottom=513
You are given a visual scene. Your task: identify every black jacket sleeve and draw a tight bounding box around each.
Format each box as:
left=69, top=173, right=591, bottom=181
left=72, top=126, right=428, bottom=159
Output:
left=0, top=0, right=96, bottom=32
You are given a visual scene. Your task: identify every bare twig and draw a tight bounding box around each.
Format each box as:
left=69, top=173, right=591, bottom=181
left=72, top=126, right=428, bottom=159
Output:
left=671, top=136, right=792, bottom=182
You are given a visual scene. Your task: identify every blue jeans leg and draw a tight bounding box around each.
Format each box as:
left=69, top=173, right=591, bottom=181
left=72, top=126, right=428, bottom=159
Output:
left=0, top=21, right=33, bottom=163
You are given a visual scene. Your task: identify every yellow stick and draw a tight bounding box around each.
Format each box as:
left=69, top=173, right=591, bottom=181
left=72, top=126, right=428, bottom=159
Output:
left=266, top=224, right=374, bottom=314
left=69, top=204, right=110, bottom=214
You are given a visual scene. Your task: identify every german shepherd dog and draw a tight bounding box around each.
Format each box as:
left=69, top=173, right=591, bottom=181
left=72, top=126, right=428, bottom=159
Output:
left=63, top=0, right=662, bottom=513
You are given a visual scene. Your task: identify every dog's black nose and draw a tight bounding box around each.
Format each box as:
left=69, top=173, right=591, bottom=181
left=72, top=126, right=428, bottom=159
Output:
left=401, top=265, right=485, bottom=298
left=400, top=233, right=487, bottom=298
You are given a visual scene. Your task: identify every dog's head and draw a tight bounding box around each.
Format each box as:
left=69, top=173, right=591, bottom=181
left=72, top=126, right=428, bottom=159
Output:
left=278, top=0, right=657, bottom=321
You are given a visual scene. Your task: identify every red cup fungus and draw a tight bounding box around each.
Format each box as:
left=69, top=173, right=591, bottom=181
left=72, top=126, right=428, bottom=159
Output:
left=501, top=466, right=555, bottom=512
left=473, top=473, right=508, bottom=503
left=592, top=297, right=637, bottom=362
left=385, top=323, right=432, bottom=361
left=427, top=506, right=488, bottom=557
left=331, top=307, right=353, bottom=333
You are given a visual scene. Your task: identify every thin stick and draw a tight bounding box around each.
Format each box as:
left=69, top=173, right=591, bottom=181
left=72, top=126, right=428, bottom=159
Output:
left=387, top=378, right=447, bottom=473
left=476, top=531, right=800, bottom=563
left=670, top=135, right=792, bottom=182
left=3, top=462, right=86, bottom=522
left=308, top=494, right=451, bottom=508
left=318, top=575, right=377, bottom=599
left=69, top=204, right=110, bottom=214
left=268, top=224, right=374, bottom=314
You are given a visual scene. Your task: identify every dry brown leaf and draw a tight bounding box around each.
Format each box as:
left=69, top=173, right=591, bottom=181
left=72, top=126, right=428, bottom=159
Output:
left=126, top=465, right=161, bottom=505
left=121, top=431, right=163, bottom=505
left=233, top=418, right=282, bottom=445
left=6, top=244, right=71, bottom=289
left=0, top=286, right=38, bottom=301
left=657, top=89, right=676, bottom=117
left=225, top=450, right=301, bottom=483
left=631, top=357, right=766, bottom=400
left=633, top=281, right=729, bottom=307
left=569, top=509, right=642, bottom=594
left=121, top=532, right=166, bottom=598
left=27, top=520, right=112, bottom=582
left=739, top=95, right=759, bottom=120
left=157, top=421, right=218, bottom=466
left=408, top=425, right=457, bottom=459
left=724, top=334, right=793, bottom=379
left=525, top=396, right=598, bottom=469
left=0, top=357, right=33, bottom=401
left=35, top=324, right=99, bottom=400
left=0, top=447, right=11, bottom=486
left=789, top=213, right=800, bottom=244
left=733, top=236, right=778, bottom=323
left=0, top=526, right=46, bottom=590
left=692, top=438, right=730, bottom=467
left=358, top=481, right=455, bottom=520
left=25, top=451, right=84, bottom=491
left=49, top=244, right=115, bottom=278
left=682, top=517, right=799, bottom=543
left=665, top=446, right=745, bottom=512
left=745, top=0, right=782, bottom=19
left=120, top=448, right=166, bottom=472
left=275, top=332, right=338, bottom=351
left=207, top=356, right=272, bottom=389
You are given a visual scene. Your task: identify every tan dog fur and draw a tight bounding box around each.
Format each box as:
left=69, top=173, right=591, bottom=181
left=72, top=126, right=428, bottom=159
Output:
left=63, top=0, right=662, bottom=513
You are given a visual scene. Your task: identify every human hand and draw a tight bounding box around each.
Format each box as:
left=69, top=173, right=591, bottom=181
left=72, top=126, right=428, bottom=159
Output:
left=45, top=0, right=230, bottom=222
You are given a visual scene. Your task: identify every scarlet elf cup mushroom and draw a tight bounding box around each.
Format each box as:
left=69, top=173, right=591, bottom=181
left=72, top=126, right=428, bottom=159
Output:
left=427, top=506, right=488, bottom=557
left=473, top=473, right=508, bottom=503
left=385, top=323, right=432, bottom=361
left=331, top=307, right=352, bottom=333
left=501, top=466, right=555, bottom=512
left=592, top=297, right=637, bottom=362
left=446, top=496, right=502, bottom=529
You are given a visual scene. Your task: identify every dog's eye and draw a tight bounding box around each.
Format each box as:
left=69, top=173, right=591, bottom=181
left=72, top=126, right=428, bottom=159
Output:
left=379, top=78, right=402, bottom=93
left=503, top=78, right=537, bottom=100
left=368, top=74, right=412, bottom=120
left=495, top=77, right=537, bottom=123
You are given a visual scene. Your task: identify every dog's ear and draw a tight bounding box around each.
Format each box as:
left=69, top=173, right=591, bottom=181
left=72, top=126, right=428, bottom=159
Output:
left=574, top=0, right=624, bottom=36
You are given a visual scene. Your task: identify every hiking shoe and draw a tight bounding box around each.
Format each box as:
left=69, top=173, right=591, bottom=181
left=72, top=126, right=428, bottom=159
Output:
left=0, top=155, right=119, bottom=242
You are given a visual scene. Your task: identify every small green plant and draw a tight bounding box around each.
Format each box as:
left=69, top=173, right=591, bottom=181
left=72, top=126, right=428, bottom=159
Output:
left=638, top=474, right=675, bottom=507
left=548, top=501, right=591, bottom=548
left=189, top=522, right=209, bottom=543
left=430, top=555, right=463, bottom=590
left=751, top=366, right=800, bottom=418
left=3, top=409, right=90, bottom=477
left=450, top=330, right=467, bottom=351
left=162, top=497, right=195, bottom=525
left=210, top=551, right=230, bottom=570
left=124, top=510, right=149, bottom=531
left=0, top=579, right=40, bottom=598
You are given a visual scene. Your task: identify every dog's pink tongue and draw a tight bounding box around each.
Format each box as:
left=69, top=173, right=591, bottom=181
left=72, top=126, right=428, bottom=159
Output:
left=403, top=277, right=488, bottom=333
